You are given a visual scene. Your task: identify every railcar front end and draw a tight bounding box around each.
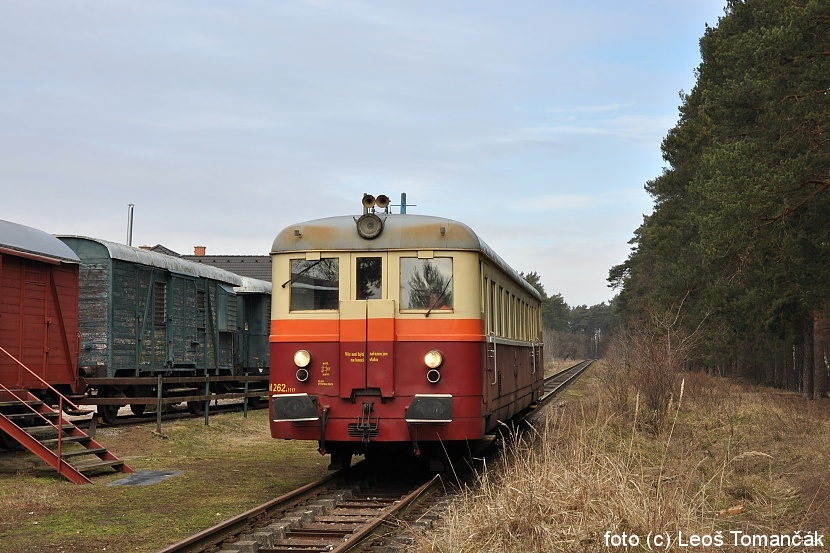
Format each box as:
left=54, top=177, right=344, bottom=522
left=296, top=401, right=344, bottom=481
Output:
left=270, top=197, right=544, bottom=468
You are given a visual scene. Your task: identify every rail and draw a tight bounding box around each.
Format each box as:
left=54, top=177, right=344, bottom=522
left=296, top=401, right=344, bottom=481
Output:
left=158, top=462, right=440, bottom=553
left=538, top=359, right=594, bottom=406
left=159, top=361, right=594, bottom=553
left=158, top=471, right=343, bottom=553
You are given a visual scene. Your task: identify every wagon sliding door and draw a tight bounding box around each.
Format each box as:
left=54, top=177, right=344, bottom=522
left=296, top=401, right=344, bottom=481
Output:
left=132, top=267, right=171, bottom=373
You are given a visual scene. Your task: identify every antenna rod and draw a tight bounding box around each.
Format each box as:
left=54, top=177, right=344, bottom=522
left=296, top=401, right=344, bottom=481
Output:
left=127, top=203, right=134, bottom=246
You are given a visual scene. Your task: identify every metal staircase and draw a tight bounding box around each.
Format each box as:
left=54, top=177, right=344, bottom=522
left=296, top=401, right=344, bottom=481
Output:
left=0, top=347, right=133, bottom=484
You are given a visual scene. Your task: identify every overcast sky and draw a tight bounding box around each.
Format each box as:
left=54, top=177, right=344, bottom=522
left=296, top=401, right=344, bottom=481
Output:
left=0, top=0, right=726, bottom=306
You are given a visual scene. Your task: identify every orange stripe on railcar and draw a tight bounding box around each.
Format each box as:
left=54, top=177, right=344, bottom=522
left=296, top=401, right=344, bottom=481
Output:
left=270, top=317, right=485, bottom=342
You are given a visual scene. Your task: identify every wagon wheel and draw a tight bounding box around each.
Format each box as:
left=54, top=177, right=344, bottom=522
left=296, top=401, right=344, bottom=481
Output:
left=187, top=401, right=205, bottom=415
left=97, top=404, right=119, bottom=425
left=0, top=430, right=20, bottom=450
left=247, top=394, right=262, bottom=408
left=129, top=404, right=146, bottom=416
left=97, top=389, right=126, bottom=424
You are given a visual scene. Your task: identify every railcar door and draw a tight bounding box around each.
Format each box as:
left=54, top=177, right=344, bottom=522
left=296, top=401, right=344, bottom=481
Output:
left=339, top=254, right=395, bottom=399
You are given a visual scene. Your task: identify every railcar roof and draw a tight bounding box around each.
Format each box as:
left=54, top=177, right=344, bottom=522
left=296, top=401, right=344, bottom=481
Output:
left=0, top=219, right=80, bottom=263
left=235, top=276, right=272, bottom=294
left=272, top=214, right=541, bottom=301
left=58, top=236, right=243, bottom=286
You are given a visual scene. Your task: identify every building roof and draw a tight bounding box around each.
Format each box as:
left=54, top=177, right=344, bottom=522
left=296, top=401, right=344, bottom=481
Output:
left=146, top=244, right=180, bottom=257
left=182, top=255, right=272, bottom=283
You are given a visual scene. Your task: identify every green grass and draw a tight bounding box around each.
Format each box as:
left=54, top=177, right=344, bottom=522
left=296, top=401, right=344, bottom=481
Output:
left=0, top=408, right=329, bottom=553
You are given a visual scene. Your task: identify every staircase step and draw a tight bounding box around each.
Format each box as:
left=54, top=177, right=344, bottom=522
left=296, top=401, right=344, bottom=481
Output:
left=25, top=423, right=77, bottom=433
left=61, top=447, right=108, bottom=459
left=40, top=435, right=91, bottom=447
left=2, top=411, right=60, bottom=421
left=0, top=400, right=44, bottom=408
left=63, top=408, right=95, bottom=416
left=72, top=459, right=126, bottom=472
left=1, top=356, right=133, bottom=483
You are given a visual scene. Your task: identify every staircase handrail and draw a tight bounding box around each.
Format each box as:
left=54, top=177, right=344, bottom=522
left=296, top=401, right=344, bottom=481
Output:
left=0, top=345, right=82, bottom=412
left=0, top=382, right=62, bottom=429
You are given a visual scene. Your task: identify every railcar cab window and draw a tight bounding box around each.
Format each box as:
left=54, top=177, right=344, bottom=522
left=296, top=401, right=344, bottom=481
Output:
left=356, top=257, right=382, bottom=300
left=289, top=258, right=339, bottom=310
left=400, top=258, right=453, bottom=310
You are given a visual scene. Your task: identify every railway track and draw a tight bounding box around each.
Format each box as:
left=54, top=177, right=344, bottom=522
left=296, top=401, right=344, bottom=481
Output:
left=158, top=360, right=594, bottom=553
left=540, top=359, right=594, bottom=405
left=159, top=462, right=442, bottom=553
left=83, top=398, right=268, bottom=428
left=0, top=398, right=268, bottom=455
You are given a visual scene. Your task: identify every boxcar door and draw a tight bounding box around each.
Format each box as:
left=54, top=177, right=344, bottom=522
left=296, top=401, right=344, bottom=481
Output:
left=339, top=254, right=395, bottom=399
left=19, top=261, right=50, bottom=384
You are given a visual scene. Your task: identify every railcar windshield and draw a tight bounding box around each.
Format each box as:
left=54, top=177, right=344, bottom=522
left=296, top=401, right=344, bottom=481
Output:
left=400, top=258, right=453, bottom=310
left=356, top=257, right=382, bottom=300
left=289, top=258, right=339, bottom=310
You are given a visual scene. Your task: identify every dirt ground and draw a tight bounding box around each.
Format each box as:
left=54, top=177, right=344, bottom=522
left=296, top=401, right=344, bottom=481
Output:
left=0, top=407, right=330, bottom=553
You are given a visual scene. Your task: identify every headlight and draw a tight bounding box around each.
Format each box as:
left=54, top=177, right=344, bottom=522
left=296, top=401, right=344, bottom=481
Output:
left=424, top=350, right=443, bottom=369
left=293, top=350, right=312, bottom=368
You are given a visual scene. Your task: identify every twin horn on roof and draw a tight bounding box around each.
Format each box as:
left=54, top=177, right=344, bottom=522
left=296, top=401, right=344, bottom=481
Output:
left=362, top=193, right=390, bottom=213
left=357, top=193, right=389, bottom=239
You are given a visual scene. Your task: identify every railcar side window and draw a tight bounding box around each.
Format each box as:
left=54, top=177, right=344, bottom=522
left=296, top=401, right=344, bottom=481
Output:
left=400, top=258, right=453, bottom=310
left=490, top=281, right=497, bottom=334
left=289, top=258, right=339, bottom=310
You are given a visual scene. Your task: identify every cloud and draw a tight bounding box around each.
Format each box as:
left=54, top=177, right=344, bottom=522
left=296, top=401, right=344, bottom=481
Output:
left=0, top=0, right=727, bottom=306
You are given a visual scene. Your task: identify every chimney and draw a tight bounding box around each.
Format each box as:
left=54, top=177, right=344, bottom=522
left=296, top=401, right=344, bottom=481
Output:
left=194, top=246, right=206, bottom=257
left=139, top=245, right=151, bottom=251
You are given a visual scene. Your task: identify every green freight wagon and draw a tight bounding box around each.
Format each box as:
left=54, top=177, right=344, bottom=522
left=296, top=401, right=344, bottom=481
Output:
left=57, top=236, right=270, bottom=422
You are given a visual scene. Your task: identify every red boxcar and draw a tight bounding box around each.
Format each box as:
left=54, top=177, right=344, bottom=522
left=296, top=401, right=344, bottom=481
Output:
left=269, top=199, right=544, bottom=469
left=0, top=220, right=81, bottom=398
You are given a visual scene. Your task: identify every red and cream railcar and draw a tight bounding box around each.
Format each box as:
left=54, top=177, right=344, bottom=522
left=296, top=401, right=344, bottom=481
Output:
left=269, top=199, right=544, bottom=468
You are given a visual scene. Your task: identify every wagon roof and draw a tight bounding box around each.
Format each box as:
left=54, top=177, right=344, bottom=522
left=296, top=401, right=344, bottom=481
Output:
left=272, top=214, right=541, bottom=301
left=58, top=236, right=243, bottom=286
left=0, top=219, right=80, bottom=263
left=235, top=276, right=272, bottom=294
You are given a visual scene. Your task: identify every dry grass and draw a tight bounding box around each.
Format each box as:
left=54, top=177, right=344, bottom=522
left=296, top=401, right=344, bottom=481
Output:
left=409, top=364, right=830, bottom=552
